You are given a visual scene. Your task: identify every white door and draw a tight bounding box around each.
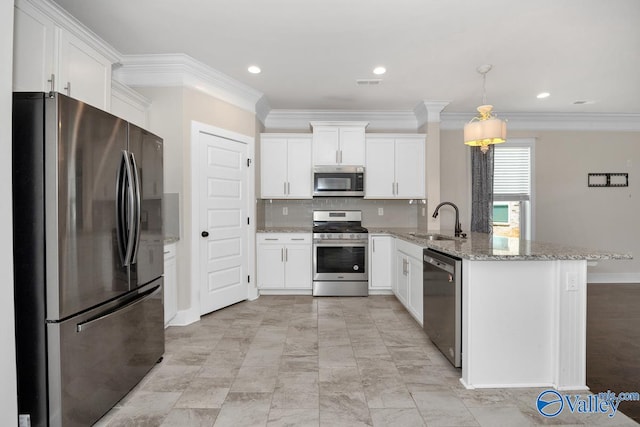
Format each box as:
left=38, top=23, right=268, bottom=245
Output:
left=395, top=137, right=425, bottom=198
left=199, top=132, right=248, bottom=314
left=365, top=137, right=395, bottom=198
left=286, top=137, right=313, bottom=198
left=260, top=136, right=288, bottom=198
left=339, top=127, right=366, bottom=165
left=284, top=244, right=312, bottom=289
left=257, top=244, right=285, bottom=289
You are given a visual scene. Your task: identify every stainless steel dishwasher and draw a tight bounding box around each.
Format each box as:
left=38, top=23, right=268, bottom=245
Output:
left=423, top=248, right=462, bottom=367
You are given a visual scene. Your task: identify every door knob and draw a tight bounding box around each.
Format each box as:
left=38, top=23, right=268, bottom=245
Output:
left=201, top=231, right=209, bottom=237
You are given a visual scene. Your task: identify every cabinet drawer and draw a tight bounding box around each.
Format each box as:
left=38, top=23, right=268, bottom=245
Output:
left=257, top=233, right=311, bottom=244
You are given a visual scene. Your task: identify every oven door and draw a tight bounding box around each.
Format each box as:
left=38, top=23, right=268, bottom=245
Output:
left=313, top=240, right=368, bottom=281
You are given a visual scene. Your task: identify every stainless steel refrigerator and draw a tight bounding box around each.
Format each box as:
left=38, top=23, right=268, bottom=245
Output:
left=12, top=92, right=165, bottom=427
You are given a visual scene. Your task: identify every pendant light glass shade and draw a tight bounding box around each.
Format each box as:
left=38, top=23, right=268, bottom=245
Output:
left=464, top=65, right=507, bottom=153
left=463, top=104, right=506, bottom=153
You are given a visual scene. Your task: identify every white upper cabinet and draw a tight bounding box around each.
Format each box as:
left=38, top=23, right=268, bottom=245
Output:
left=365, top=134, right=426, bottom=199
left=57, top=29, right=112, bottom=110
left=13, top=0, right=116, bottom=111
left=260, top=134, right=312, bottom=199
left=311, top=122, right=367, bottom=166
left=13, top=1, right=56, bottom=93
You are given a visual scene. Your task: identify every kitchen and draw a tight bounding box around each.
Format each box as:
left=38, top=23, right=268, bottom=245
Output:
left=3, top=0, right=640, bottom=426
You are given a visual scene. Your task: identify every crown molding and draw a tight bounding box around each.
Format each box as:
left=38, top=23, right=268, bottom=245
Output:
left=113, top=53, right=264, bottom=114
left=264, top=110, right=418, bottom=131
left=22, top=0, right=120, bottom=63
left=441, top=112, right=640, bottom=132
left=111, top=80, right=151, bottom=108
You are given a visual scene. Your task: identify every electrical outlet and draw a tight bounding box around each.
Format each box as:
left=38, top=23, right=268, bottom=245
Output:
left=378, top=207, right=384, bottom=216
left=566, top=272, right=578, bottom=291
left=282, top=207, right=288, bottom=216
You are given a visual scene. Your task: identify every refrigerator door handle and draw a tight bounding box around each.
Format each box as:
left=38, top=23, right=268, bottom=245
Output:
left=129, top=152, right=142, bottom=264
left=122, top=150, right=136, bottom=266
left=115, top=151, right=128, bottom=265
left=76, top=285, right=161, bottom=333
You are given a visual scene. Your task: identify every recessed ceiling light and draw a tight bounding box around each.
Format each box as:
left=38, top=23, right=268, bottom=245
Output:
left=373, top=66, right=386, bottom=75
left=248, top=65, right=261, bottom=74
left=537, top=92, right=550, bottom=99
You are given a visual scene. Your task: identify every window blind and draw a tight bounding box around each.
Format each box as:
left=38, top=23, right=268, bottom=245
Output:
left=494, top=146, right=530, bottom=197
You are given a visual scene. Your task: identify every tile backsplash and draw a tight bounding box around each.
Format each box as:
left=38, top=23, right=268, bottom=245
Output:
left=259, top=198, right=427, bottom=229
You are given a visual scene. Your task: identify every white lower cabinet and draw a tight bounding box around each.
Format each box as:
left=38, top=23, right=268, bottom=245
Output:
left=369, top=234, right=393, bottom=292
left=394, top=239, right=424, bottom=325
left=163, top=242, right=178, bottom=327
left=257, top=233, right=312, bottom=292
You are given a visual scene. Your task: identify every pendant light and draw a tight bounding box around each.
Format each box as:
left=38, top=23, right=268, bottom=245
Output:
left=464, top=64, right=506, bottom=153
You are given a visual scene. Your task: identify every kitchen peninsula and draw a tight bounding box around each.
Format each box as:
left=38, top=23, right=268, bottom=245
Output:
left=378, top=229, right=632, bottom=391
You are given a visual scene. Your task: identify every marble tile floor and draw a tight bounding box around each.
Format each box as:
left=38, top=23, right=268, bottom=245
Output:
left=95, top=295, right=638, bottom=426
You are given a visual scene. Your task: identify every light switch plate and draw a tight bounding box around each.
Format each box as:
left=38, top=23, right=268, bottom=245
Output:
left=282, top=207, right=288, bottom=215
left=378, top=207, right=384, bottom=216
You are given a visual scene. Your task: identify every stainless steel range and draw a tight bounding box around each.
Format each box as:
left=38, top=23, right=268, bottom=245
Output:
left=312, top=210, right=368, bottom=296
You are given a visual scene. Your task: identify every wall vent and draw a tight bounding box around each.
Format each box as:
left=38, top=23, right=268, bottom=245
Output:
left=356, top=79, right=382, bottom=86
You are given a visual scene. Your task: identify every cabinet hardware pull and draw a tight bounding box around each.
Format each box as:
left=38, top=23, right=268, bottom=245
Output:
left=392, top=182, right=395, bottom=195
left=47, top=74, right=55, bottom=93
left=291, top=238, right=304, bottom=241
left=281, top=248, right=284, bottom=262
left=284, top=181, right=287, bottom=195
left=287, top=182, right=290, bottom=194
left=285, top=248, right=288, bottom=262
left=265, top=238, right=278, bottom=241
left=64, top=82, right=71, bottom=95
left=336, top=150, right=339, bottom=164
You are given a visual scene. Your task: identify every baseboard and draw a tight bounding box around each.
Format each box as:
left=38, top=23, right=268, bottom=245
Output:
left=168, top=307, right=200, bottom=326
left=368, top=289, right=394, bottom=295
left=587, top=272, right=640, bottom=284
left=259, top=289, right=313, bottom=295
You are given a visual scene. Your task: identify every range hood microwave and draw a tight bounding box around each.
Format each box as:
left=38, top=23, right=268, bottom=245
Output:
left=313, top=166, right=364, bottom=197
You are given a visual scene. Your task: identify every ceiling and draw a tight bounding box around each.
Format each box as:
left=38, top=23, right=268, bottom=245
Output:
left=53, top=0, right=640, bottom=115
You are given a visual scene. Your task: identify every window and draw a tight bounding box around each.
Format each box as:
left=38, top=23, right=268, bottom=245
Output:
left=492, top=139, right=534, bottom=239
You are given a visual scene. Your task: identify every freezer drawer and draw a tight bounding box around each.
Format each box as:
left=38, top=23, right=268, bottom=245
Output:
left=46, top=280, right=164, bottom=427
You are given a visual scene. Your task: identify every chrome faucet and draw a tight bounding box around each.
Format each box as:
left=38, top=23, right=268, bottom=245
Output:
left=432, top=202, right=463, bottom=236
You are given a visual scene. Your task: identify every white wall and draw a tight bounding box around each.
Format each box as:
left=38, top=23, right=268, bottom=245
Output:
left=440, top=128, right=640, bottom=282
left=1, top=0, right=19, bottom=423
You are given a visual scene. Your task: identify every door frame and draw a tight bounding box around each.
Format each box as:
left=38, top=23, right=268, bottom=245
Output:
left=189, top=121, right=257, bottom=321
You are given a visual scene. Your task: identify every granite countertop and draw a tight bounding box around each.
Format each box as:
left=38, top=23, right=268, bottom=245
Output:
left=257, top=227, right=313, bottom=233
left=369, top=228, right=633, bottom=261
left=164, top=236, right=180, bottom=244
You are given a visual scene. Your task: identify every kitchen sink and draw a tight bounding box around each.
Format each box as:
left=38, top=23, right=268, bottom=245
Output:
left=409, top=232, right=456, bottom=241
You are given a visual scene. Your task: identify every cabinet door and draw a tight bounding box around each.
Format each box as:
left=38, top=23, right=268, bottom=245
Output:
left=257, top=244, right=285, bottom=288
left=284, top=244, right=311, bottom=289
left=369, top=235, right=393, bottom=289
left=13, top=1, right=56, bottom=92
left=407, top=255, right=424, bottom=325
left=339, top=127, right=365, bottom=165
left=365, top=137, right=395, bottom=198
left=395, top=252, right=409, bottom=306
left=58, top=29, right=112, bottom=110
left=163, top=245, right=177, bottom=326
left=260, top=137, right=288, bottom=198
left=395, top=137, right=425, bottom=199
left=286, top=137, right=312, bottom=198
left=313, top=127, right=340, bottom=165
